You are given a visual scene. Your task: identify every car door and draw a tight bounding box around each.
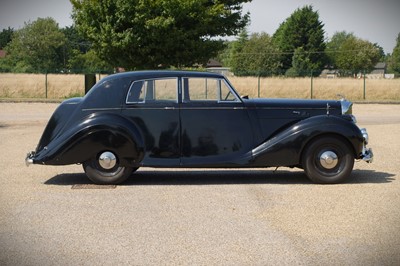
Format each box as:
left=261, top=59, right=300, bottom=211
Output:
left=179, top=76, right=254, bottom=166
left=122, top=77, right=180, bottom=166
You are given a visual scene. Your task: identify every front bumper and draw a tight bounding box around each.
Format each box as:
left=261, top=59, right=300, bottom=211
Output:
left=361, top=147, right=373, bottom=163
left=360, top=128, right=373, bottom=163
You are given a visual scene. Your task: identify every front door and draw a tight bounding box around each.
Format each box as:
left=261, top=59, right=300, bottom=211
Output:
left=179, top=77, right=254, bottom=166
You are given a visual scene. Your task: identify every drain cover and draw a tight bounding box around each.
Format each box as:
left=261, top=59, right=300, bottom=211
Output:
left=71, top=184, right=117, bottom=189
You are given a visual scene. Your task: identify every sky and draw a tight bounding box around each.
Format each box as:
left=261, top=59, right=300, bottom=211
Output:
left=0, top=0, right=399, bottom=54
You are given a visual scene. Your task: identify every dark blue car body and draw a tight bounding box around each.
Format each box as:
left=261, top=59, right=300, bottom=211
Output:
left=26, top=71, right=373, bottom=184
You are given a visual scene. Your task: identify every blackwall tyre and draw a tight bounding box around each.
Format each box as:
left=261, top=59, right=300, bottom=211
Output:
left=302, top=136, right=354, bottom=184
left=83, top=151, right=135, bottom=185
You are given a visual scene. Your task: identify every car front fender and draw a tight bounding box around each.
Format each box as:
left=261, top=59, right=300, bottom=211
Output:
left=31, top=113, right=145, bottom=167
left=251, top=115, right=364, bottom=167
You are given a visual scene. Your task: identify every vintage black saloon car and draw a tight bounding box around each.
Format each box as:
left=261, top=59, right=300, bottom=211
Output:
left=26, top=71, right=373, bottom=184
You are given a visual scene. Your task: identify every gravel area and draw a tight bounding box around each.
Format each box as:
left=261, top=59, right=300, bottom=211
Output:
left=0, top=102, right=399, bottom=265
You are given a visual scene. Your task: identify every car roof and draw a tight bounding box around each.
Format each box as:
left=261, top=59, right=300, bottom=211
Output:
left=102, top=70, right=225, bottom=82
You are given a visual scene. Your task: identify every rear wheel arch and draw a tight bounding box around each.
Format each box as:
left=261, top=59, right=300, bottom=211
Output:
left=79, top=127, right=144, bottom=167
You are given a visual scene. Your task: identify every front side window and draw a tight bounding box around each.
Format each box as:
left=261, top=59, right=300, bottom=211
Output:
left=183, top=77, right=239, bottom=102
left=126, top=78, right=178, bottom=103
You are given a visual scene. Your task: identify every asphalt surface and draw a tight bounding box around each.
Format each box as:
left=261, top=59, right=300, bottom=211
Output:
left=0, top=103, right=399, bottom=265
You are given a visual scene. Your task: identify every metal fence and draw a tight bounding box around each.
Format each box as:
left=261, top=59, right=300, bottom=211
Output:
left=0, top=71, right=399, bottom=101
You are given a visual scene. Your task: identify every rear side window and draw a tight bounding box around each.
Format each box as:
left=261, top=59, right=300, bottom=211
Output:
left=126, top=78, right=178, bottom=103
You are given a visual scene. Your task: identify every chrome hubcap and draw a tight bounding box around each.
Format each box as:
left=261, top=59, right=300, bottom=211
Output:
left=98, top=152, right=117, bottom=170
left=319, top=151, right=338, bottom=169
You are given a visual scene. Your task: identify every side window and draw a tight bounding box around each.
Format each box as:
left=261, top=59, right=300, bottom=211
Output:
left=220, top=80, right=237, bottom=102
left=126, top=81, right=145, bottom=103
left=183, top=78, right=218, bottom=101
left=126, top=78, right=177, bottom=103
left=183, top=77, right=238, bottom=102
left=153, top=79, right=177, bottom=101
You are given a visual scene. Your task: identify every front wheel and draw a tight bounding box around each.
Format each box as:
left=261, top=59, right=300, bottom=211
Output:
left=302, top=136, right=354, bottom=184
left=83, top=151, right=136, bottom=185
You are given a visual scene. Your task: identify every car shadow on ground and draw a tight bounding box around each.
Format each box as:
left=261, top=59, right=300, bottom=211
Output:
left=44, top=169, right=395, bottom=186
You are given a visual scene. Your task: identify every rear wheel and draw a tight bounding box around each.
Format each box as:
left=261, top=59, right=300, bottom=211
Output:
left=302, top=136, right=354, bottom=184
left=83, top=151, right=136, bottom=184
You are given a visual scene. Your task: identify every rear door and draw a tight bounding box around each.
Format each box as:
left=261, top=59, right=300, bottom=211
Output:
left=123, top=77, right=180, bottom=166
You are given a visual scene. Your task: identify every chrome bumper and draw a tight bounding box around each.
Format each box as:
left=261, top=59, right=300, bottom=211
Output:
left=360, top=128, right=373, bottom=163
left=361, top=147, right=373, bottom=163
left=25, top=151, right=35, bottom=167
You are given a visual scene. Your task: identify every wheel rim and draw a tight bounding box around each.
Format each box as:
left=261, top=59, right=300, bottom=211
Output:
left=93, top=151, right=124, bottom=178
left=98, top=151, right=117, bottom=169
left=313, top=146, right=344, bottom=176
left=319, top=151, right=338, bottom=169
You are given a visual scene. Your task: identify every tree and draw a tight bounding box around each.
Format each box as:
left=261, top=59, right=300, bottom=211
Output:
left=335, top=35, right=381, bottom=75
left=0, top=27, right=14, bottom=49
left=373, top=43, right=385, bottom=62
left=388, top=33, right=400, bottom=75
left=68, top=49, right=113, bottom=73
left=273, top=5, right=326, bottom=73
left=228, top=32, right=281, bottom=76
left=71, top=0, right=251, bottom=69
left=326, top=31, right=355, bottom=67
left=286, top=47, right=315, bottom=77
left=5, top=18, right=66, bottom=72
left=61, top=25, right=90, bottom=69
left=220, top=29, right=250, bottom=69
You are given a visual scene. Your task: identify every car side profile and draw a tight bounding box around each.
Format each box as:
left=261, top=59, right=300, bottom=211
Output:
left=26, top=70, right=373, bottom=184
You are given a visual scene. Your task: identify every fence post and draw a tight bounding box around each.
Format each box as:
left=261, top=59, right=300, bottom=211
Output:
left=258, top=75, right=261, bottom=98
left=85, top=74, right=97, bottom=94
left=310, top=70, right=313, bottom=99
left=363, top=70, right=366, bottom=100
left=45, top=71, right=48, bottom=99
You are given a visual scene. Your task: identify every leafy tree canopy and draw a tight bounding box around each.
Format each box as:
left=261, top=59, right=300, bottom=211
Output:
left=71, top=0, right=251, bottom=69
left=61, top=25, right=111, bottom=73
left=326, top=31, right=354, bottom=67
left=0, top=27, right=14, bottom=49
left=5, top=18, right=66, bottom=72
left=227, top=31, right=282, bottom=76
left=273, top=5, right=326, bottom=72
left=388, top=33, right=400, bottom=75
left=286, top=47, right=318, bottom=77
left=333, top=35, right=381, bottom=74
left=68, top=49, right=113, bottom=73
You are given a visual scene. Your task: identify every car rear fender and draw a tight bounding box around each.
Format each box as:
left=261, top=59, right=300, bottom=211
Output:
left=251, top=115, right=363, bottom=166
left=32, top=113, right=145, bottom=167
